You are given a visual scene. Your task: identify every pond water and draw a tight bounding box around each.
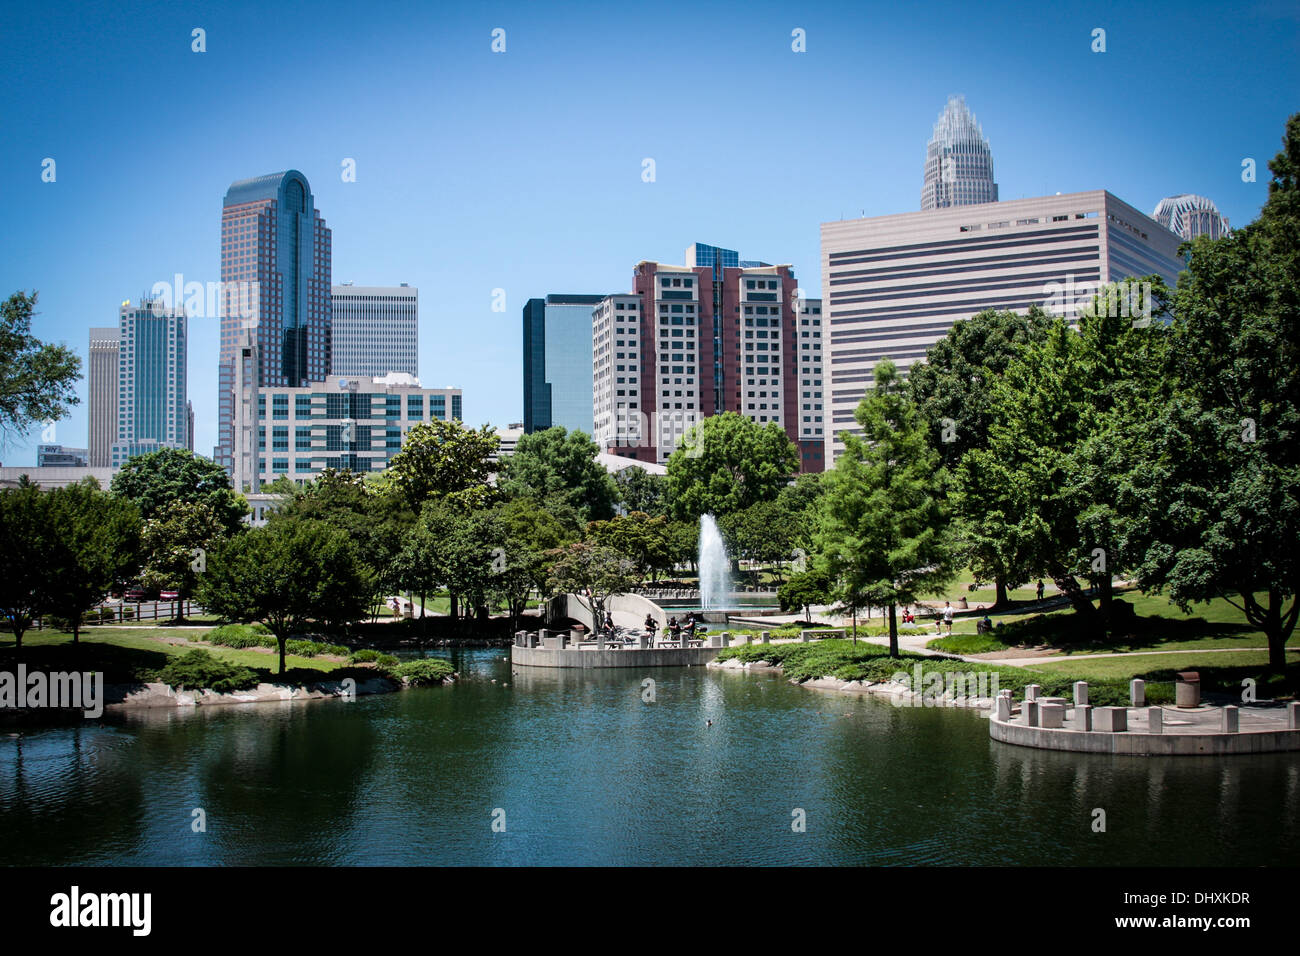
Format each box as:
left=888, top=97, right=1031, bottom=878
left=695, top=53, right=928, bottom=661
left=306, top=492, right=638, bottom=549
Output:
left=1, top=648, right=1296, bottom=865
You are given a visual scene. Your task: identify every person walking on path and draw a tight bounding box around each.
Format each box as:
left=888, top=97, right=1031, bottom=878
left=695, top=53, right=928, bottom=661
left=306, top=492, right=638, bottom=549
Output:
left=942, top=601, right=954, bottom=634
left=1036, top=580, right=1045, bottom=602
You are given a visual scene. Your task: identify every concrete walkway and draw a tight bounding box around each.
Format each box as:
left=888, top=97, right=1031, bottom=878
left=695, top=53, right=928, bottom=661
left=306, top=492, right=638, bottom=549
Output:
left=986, top=646, right=1279, bottom=667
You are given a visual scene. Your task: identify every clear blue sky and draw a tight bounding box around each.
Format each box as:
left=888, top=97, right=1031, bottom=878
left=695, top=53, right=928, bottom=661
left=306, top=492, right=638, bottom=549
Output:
left=1, top=0, right=1295, bottom=464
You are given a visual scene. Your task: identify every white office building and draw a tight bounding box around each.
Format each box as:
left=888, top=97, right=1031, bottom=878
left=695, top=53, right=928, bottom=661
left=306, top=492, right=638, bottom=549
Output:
left=330, top=284, right=418, bottom=378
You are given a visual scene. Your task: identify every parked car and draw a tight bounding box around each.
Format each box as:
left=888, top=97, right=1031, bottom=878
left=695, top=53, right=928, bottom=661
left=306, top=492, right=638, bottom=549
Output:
left=159, top=590, right=180, bottom=601
left=124, top=589, right=146, bottom=602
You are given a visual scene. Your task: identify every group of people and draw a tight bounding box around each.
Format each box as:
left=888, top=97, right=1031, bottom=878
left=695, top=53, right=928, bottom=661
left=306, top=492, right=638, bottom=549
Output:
left=643, top=612, right=705, bottom=643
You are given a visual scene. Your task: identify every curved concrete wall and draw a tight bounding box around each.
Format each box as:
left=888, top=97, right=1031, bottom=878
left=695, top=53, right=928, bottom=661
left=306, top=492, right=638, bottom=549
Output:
left=989, top=714, right=1300, bottom=755
left=548, top=592, right=668, bottom=630
left=512, top=645, right=720, bottom=669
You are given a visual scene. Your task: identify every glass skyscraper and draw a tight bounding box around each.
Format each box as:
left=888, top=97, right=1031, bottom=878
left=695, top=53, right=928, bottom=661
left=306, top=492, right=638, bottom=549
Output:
left=921, top=96, right=999, bottom=211
left=112, top=298, right=188, bottom=467
left=522, top=293, right=604, bottom=434
left=216, top=170, right=332, bottom=472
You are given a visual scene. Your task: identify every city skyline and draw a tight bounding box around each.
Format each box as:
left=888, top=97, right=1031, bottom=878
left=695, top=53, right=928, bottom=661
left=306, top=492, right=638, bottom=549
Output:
left=2, top=0, right=1295, bottom=465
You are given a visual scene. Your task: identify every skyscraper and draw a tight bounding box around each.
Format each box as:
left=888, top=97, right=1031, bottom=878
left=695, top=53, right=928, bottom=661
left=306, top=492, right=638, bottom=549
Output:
left=112, top=297, right=188, bottom=466
left=1153, top=194, right=1231, bottom=241
left=523, top=293, right=605, bottom=434
left=592, top=248, right=825, bottom=471
left=331, top=284, right=418, bottom=378
left=921, top=96, right=998, bottom=211
left=216, top=170, right=332, bottom=473
left=87, top=326, right=119, bottom=467
left=820, top=190, right=1184, bottom=461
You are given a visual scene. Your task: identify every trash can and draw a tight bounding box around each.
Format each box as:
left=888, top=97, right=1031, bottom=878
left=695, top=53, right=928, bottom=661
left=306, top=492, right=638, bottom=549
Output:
left=1176, top=671, right=1200, bottom=709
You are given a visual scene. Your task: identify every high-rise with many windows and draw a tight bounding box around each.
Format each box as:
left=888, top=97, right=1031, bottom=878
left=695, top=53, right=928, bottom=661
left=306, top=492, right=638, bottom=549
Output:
left=921, top=96, right=998, bottom=211
left=820, top=190, right=1184, bottom=461
left=112, top=297, right=188, bottom=466
left=592, top=246, right=825, bottom=472
left=331, top=284, right=418, bottom=378
left=216, top=170, right=332, bottom=473
left=523, top=293, right=606, bottom=434
left=87, top=326, right=119, bottom=467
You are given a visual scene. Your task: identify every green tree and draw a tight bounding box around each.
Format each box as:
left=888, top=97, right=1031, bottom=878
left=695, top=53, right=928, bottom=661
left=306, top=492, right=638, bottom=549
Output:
left=817, top=359, right=956, bottom=656
left=665, top=412, right=799, bottom=519
left=386, top=418, right=499, bottom=511
left=778, top=564, right=834, bottom=624
left=1116, top=114, right=1300, bottom=671
left=719, top=499, right=801, bottom=584
left=0, top=291, right=81, bottom=444
left=614, top=466, right=668, bottom=517
left=907, top=306, right=1053, bottom=606
left=587, top=511, right=673, bottom=584
left=197, top=519, right=369, bottom=674
left=40, top=479, right=142, bottom=643
left=0, top=479, right=52, bottom=646
left=111, top=447, right=248, bottom=534
left=489, top=497, right=570, bottom=630
left=498, top=427, right=618, bottom=521
left=546, top=541, right=639, bottom=626
left=139, top=500, right=232, bottom=619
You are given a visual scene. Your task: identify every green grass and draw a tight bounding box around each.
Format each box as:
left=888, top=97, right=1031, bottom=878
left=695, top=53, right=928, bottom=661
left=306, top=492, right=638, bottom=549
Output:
left=1, top=627, right=352, bottom=686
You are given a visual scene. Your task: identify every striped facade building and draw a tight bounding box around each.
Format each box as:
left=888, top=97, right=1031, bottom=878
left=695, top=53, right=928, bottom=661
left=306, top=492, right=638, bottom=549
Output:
left=820, top=189, right=1184, bottom=459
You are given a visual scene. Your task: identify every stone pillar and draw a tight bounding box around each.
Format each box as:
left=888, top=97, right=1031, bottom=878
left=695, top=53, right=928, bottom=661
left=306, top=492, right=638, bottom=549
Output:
left=596, top=631, right=605, bottom=650
left=1290, top=701, right=1300, bottom=730
left=709, top=633, right=722, bottom=648
left=1023, top=699, right=1039, bottom=727
left=1025, top=684, right=1041, bottom=701
left=1222, top=705, right=1239, bottom=733
left=1147, top=706, right=1163, bottom=734
left=801, top=630, right=812, bottom=643
left=638, top=634, right=649, bottom=650
left=1076, top=704, right=1093, bottom=731
left=1040, top=702, right=1065, bottom=728
left=1073, top=681, right=1088, bottom=706
left=761, top=631, right=771, bottom=644
left=721, top=631, right=731, bottom=647
left=994, top=696, right=1012, bottom=721
left=1130, top=678, right=1146, bottom=707
left=1094, top=707, right=1128, bottom=732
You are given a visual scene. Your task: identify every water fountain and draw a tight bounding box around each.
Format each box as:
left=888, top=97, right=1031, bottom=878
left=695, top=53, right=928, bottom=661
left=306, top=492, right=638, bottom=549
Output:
left=698, top=514, right=731, bottom=611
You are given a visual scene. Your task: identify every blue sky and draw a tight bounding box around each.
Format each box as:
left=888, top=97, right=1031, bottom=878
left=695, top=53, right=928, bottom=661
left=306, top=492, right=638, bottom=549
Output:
left=1, top=0, right=1296, bottom=464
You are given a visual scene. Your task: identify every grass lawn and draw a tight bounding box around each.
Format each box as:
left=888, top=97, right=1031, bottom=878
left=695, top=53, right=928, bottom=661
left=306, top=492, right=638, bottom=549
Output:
left=1030, top=649, right=1300, bottom=680
left=1, top=627, right=351, bottom=686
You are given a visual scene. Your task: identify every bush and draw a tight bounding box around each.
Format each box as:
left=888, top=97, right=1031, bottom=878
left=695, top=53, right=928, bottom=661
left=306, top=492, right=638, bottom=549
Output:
left=204, top=623, right=277, bottom=649
left=153, top=650, right=259, bottom=693
left=393, top=659, right=454, bottom=686
left=284, top=639, right=351, bottom=658
left=350, top=649, right=400, bottom=668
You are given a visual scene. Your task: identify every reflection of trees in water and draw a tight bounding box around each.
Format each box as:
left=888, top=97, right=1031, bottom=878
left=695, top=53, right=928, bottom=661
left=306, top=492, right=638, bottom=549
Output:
left=0, top=724, right=145, bottom=865
left=988, top=740, right=1300, bottom=865
left=195, top=703, right=377, bottom=865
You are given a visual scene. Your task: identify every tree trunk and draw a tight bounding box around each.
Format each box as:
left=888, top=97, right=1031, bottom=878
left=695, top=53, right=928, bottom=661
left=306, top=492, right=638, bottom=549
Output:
left=1097, top=575, right=1113, bottom=621
left=72, top=620, right=80, bottom=645
left=888, top=603, right=899, bottom=658
left=1049, top=566, right=1101, bottom=627
left=277, top=637, right=286, bottom=676
left=449, top=592, right=459, bottom=620
left=994, top=578, right=1009, bottom=609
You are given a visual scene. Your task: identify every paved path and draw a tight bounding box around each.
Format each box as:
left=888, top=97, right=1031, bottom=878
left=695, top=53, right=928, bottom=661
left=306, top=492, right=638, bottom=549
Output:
left=987, top=646, right=1278, bottom=667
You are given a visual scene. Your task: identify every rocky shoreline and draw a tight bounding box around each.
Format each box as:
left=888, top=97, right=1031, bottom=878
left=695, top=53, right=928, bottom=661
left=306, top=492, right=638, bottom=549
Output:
left=706, top=657, right=994, bottom=711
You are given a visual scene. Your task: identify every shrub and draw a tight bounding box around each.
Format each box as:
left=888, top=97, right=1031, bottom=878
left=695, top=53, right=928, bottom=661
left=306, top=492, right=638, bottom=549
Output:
left=153, top=650, right=259, bottom=693
left=393, top=659, right=454, bottom=686
left=350, top=649, right=400, bottom=668
left=284, top=639, right=351, bottom=658
left=204, top=623, right=277, bottom=649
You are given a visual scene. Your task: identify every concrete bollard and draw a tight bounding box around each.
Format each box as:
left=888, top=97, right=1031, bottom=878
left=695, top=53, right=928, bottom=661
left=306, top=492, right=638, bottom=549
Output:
left=1040, top=702, right=1065, bottom=728
left=638, top=634, right=649, bottom=650
left=1023, top=699, right=1039, bottom=727
left=596, top=632, right=606, bottom=650
left=1222, top=705, right=1239, bottom=733
left=761, top=631, right=771, bottom=644
left=1290, top=701, right=1300, bottom=730
left=1073, top=681, right=1089, bottom=706
left=708, top=633, right=721, bottom=648
left=1148, top=706, right=1163, bottom=734
left=721, top=631, right=731, bottom=647
left=1094, top=707, right=1128, bottom=732
left=1076, top=704, right=1093, bottom=731
left=1130, top=678, right=1146, bottom=707
left=514, top=630, right=525, bottom=647
left=801, top=630, right=812, bottom=643
left=995, top=696, right=1012, bottom=721
left=1025, top=684, right=1042, bottom=701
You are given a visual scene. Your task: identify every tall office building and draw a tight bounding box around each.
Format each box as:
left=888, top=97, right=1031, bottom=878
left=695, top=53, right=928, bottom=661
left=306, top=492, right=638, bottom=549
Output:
left=820, top=190, right=1184, bottom=460
left=921, top=96, right=998, bottom=211
left=592, top=248, right=825, bottom=472
left=241, top=373, right=462, bottom=488
left=112, top=297, right=188, bottom=466
left=1153, top=194, right=1231, bottom=241
left=331, top=284, right=418, bottom=378
left=523, top=293, right=605, bottom=434
left=37, top=444, right=89, bottom=467
left=87, top=326, right=119, bottom=467
left=216, top=170, right=332, bottom=473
